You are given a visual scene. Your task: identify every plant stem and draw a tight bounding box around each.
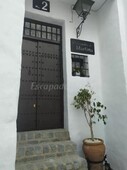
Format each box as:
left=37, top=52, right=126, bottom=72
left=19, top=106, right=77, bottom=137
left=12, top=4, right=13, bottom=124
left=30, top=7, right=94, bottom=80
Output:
left=85, top=103, right=95, bottom=140
left=83, top=108, right=90, bottom=126
left=89, top=123, right=94, bottom=141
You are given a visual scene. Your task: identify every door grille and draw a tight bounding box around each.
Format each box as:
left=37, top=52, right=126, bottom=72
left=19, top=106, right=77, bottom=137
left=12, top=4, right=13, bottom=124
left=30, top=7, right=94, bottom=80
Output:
left=24, top=18, right=61, bottom=43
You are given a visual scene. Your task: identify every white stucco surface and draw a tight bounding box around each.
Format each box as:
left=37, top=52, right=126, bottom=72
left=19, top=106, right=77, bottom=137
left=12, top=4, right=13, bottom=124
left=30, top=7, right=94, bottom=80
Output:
left=24, top=0, right=127, bottom=168
left=98, top=0, right=127, bottom=169
left=25, top=0, right=105, bottom=156
left=3, top=0, right=127, bottom=169
left=117, top=0, right=127, bottom=90
left=0, top=1, right=25, bottom=170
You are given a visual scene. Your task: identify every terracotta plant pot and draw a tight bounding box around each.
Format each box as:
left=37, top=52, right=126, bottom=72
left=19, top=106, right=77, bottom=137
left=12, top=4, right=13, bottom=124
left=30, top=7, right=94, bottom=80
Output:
left=82, top=138, right=105, bottom=170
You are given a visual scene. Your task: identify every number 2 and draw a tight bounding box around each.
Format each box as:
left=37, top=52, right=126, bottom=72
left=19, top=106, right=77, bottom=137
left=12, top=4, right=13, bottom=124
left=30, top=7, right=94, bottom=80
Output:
left=42, top=1, right=48, bottom=11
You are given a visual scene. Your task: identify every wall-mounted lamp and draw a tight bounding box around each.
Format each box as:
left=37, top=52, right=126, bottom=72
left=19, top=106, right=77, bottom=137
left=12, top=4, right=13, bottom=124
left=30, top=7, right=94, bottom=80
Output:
left=73, top=0, right=95, bottom=38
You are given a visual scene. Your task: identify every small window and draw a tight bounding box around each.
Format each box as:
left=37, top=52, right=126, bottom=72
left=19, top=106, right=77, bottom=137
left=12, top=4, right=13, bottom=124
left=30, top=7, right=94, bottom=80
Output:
left=42, top=32, right=46, bottom=39
left=71, top=54, right=89, bottom=77
left=31, top=30, right=35, bottom=37
left=52, top=27, right=56, bottom=33
left=47, top=26, right=51, bottom=32
left=52, top=34, right=57, bottom=41
left=24, top=19, right=61, bottom=43
left=24, top=29, right=30, bottom=36
left=25, top=22, right=30, bottom=28
left=36, top=24, right=41, bottom=30
left=36, top=31, right=41, bottom=38
left=42, top=25, right=46, bottom=31
left=31, top=23, right=35, bottom=29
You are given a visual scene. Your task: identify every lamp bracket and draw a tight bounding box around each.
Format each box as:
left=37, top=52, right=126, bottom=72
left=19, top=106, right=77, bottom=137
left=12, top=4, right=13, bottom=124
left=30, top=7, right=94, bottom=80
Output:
left=76, top=11, right=89, bottom=38
left=76, top=19, right=85, bottom=38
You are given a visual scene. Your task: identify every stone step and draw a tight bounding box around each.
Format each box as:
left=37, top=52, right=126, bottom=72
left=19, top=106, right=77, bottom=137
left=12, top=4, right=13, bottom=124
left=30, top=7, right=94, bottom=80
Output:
left=16, top=141, right=77, bottom=162
left=16, top=154, right=87, bottom=170
left=16, top=129, right=87, bottom=170
left=17, top=129, right=70, bottom=144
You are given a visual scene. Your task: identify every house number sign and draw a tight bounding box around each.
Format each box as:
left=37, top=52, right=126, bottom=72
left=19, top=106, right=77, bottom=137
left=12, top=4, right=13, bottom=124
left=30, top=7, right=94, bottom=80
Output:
left=33, top=0, right=50, bottom=12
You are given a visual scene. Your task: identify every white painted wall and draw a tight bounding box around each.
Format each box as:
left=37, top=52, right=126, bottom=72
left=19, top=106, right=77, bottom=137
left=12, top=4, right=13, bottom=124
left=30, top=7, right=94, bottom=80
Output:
left=0, top=1, right=106, bottom=169
left=0, top=1, right=25, bottom=170
left=25, top=0, right=105, bottom=156
left=1, top=0, right=127, bottom=169
left=98, top=0, right=127, bottom=169
left=117, top=0, right=127, bottom=90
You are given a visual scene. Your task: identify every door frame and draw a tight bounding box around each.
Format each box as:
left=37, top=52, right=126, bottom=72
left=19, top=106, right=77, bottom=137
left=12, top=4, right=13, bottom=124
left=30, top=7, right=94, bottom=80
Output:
left=17, top=17, right=64, bottom=131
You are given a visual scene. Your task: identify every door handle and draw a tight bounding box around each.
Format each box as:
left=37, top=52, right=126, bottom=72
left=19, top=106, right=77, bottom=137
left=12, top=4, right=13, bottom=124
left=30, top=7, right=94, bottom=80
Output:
left=33, top=104, right=36, bottom=108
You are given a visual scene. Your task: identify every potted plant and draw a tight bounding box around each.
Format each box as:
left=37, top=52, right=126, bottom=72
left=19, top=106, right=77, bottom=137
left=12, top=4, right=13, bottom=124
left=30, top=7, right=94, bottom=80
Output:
left=72, top=68, right=81, bottom=76
left=73, top=85, right=107, bottom=170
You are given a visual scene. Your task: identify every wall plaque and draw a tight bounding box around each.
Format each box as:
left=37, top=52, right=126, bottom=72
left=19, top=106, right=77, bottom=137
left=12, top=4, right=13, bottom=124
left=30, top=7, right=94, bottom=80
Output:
left=33, top=0, right=50, bottom=12
left=71, top=39, right=95, bottom=55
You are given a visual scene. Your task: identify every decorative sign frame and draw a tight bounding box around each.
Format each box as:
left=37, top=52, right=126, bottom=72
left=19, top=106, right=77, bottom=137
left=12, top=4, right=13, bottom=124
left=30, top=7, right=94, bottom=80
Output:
left=33, top=0, right=50, bottom=12
left=71, top=39, right=95, bottom=55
